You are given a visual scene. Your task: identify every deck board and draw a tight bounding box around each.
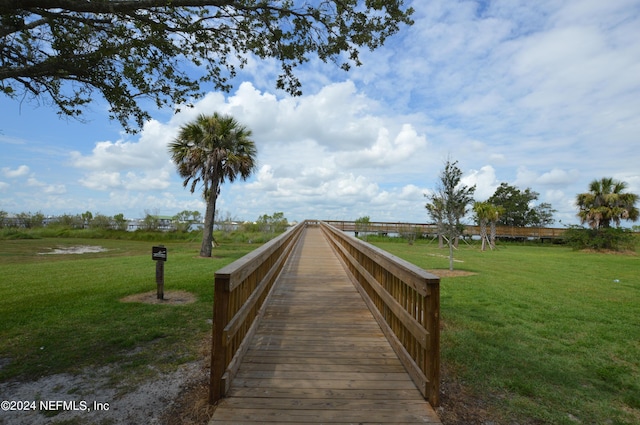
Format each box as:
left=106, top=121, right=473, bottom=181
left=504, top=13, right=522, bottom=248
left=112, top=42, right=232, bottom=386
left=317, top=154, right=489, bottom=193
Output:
left=210, top=227, right=441, bottom=424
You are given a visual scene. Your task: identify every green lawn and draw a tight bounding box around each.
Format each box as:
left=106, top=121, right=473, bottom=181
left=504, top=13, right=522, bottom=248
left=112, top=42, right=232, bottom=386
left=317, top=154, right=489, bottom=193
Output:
left=369, top=238, right=640, bottom=425
left=0, top=237, right=254, bottom=382
left=2, top=234, right=639, bottom=424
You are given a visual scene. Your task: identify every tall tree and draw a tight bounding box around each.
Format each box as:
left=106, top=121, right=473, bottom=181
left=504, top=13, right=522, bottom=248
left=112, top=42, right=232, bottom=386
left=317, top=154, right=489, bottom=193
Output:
left=1, top=1, right=413, bottom=132
left=576, top=177, right=639, bottom=229
left=169, top=113, right=257, bottom=257
left=528, top=202, right=557, bottom=227
left=426, top=160, right=475, bottom=270
left=487, top=183, right=540, bottom=227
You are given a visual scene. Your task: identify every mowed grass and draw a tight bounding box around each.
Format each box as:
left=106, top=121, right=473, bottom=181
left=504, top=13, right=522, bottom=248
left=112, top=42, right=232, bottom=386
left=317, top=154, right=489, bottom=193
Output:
left=369, top=238, right=640, bottom=425
left=0, top=237, right=255, bottom=382
left=2, top=233, right=639, bottom=424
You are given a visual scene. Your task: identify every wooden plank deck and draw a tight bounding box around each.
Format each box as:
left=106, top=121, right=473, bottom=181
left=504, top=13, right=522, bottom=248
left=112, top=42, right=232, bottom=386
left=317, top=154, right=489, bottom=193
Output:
left=210, top=227, right=441, bottom=424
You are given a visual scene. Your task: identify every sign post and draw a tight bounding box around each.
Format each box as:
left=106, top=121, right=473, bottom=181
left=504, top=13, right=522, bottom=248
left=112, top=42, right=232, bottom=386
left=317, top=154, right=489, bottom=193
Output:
left=152, top=245, right=167, bottom=300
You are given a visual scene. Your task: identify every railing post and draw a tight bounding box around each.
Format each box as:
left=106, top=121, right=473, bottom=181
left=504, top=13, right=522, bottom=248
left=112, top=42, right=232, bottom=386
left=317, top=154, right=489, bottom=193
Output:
left=426, top=281, right=440, bottom=407
left=210, top=274, right=230, bottom=404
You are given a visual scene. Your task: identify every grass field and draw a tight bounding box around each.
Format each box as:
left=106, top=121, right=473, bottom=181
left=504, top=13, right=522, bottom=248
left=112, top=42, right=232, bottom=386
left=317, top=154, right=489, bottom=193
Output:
left=0, top=236, right=255, bottom=385
left=1, top=232, right=639, bottom=424
left=368, top=237, right=640, bottom=425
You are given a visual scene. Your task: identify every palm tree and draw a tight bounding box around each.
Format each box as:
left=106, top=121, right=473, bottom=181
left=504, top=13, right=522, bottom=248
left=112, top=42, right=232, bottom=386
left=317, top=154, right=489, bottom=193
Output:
left=488, top=204, right=504, bottom=250
left=473, top=202, right=504, bottom=251
left=576, top=177, right=639, bottom=229
left=473, top=202, right=491, bottom=251
left=169, top=113, right=257, bottom=257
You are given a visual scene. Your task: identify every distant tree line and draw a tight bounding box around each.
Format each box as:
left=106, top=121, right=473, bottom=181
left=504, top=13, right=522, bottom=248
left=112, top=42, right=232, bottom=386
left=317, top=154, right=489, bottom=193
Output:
left=0, top=210, right=128, bottom=230
left=0, top=209, right=291, bottom=236
left=242, top=212, right=289, bottom=234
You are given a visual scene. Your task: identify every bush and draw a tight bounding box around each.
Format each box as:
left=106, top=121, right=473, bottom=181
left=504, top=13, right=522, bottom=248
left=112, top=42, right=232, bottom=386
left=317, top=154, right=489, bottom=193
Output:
left=563, top=226, right=637, bottom=251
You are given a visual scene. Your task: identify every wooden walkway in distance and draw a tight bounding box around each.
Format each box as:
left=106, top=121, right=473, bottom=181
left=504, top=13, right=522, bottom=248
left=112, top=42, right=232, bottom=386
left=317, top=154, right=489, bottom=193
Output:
left=210, top=227, right=441, bottom=424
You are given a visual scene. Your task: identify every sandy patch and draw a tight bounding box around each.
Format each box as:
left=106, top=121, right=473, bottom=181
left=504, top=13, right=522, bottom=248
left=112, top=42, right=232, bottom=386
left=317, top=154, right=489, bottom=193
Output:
left=120, top=290, right=197, bottom=305
left=39, top=245, right=110, bottom=255
left=0, top=361, right=203, bottom=425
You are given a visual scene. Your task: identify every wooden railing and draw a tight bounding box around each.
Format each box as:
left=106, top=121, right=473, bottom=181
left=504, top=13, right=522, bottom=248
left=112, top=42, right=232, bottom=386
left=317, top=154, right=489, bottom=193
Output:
left=209, top=221, right=306, bottom=403
left=325, top=219, right=567, bottom=240
left=320, top=221, right=441, bottom=407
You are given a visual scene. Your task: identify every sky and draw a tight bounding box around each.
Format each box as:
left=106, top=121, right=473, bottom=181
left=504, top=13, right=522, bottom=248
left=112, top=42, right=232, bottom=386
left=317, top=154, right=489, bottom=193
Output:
left=1, top=0, right=639, bottom=226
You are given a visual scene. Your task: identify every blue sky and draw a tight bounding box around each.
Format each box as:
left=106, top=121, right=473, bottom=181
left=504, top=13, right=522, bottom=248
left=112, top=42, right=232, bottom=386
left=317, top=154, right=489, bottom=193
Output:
left=1, top=0, right=639, bottom=226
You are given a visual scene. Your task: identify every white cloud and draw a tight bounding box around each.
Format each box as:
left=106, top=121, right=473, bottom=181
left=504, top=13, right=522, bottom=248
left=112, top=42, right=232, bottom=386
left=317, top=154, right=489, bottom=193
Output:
left=337, top=124, right=427, bottom=168
left=537, top=168, right=580, bottom=186
left=25, top=176, right=67, bottom=195
left=79, top=170, right=171, bottom=191
left=514, top=167, right=581, bottom=189
left=461, top=166, right=499, bottom=200
left=79, top=171, right=122, bottom=191
left=2, top=165, right=30, bottom=178
left=70, top=121, right=170, bottom=171
left=71, top=119, right=176, bottom=192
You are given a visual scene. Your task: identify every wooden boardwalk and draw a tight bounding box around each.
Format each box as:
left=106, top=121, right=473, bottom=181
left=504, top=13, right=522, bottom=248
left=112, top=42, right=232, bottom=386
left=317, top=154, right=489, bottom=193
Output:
left=210, top=227, right=441, bottom=424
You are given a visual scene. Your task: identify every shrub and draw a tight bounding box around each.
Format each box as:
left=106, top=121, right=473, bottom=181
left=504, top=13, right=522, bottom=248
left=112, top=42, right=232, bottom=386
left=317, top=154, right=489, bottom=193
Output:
left=563, top=226, right=637, bottom=251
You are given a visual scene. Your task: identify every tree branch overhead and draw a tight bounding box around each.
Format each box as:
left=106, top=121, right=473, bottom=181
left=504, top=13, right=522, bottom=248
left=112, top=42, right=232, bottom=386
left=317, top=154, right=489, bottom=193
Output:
left=1, top=0, right=414, bottom=132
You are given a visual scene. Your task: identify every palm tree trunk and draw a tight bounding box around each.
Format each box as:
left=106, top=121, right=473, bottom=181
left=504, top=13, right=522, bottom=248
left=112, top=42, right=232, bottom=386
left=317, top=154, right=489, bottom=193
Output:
left=480, top=220, right=487, bottom=251
left=200, top=182, right=219, bottom=257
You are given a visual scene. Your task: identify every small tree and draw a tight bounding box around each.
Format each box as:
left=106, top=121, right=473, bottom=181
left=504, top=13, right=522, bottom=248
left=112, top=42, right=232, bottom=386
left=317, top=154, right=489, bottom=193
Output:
left=15, top=211, right=44, bottom=228
left=173, top=210, right=202, bottom=233
left=473, top=202, right=504, bottom=251
left=473, top=202, right=491, bottom=251
left=425, top=197, right=445, bottom=248
left=355, top=216, right=371, bottom=240
left=113, top=213, right=128, bottom=231
left=81, top=211, right=93, bottom=229
left=89, top=214, right=113, bottom=230
left=426, top=160, right=476, bottom=270
left=57, top=213, right=84, bottom=229
left=257, top=212, right=289, bottom=234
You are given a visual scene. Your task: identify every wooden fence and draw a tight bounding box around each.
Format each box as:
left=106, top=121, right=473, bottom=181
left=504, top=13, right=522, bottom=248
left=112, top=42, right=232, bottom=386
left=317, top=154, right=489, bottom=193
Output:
left=209, top=220, right=306, bottom=403
left=320, top=221, right=441, bottom=407
left=324, top=220, right=567, bottom=240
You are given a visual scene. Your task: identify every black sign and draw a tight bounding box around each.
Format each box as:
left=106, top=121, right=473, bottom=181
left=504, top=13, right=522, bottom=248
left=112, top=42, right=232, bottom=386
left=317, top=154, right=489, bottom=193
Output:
left=152, top=246, right=167, bottom=261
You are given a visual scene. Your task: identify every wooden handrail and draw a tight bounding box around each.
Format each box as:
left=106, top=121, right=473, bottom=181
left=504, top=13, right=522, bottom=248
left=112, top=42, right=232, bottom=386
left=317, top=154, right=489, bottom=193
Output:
left=209, top=221, right=306, bottom=403
left=320, top=221, right=441, bottom=407
left=324, top=220, right=568, bottom=239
